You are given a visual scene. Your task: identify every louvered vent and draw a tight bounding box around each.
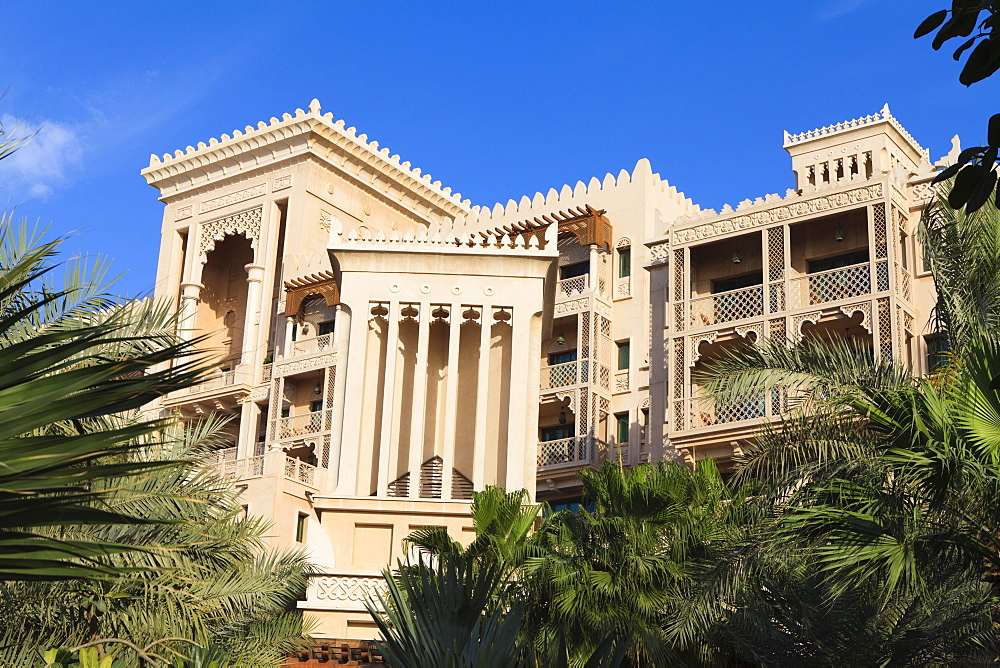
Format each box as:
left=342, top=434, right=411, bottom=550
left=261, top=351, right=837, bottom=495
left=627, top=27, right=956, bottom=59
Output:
left=387, top=456, right=473, bottom=500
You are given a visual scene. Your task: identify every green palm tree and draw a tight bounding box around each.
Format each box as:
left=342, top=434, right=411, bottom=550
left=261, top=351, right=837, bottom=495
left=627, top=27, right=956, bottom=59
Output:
left=690, top=192, right=1000, bottom=662
left=0, top=220, right=207, bottom=581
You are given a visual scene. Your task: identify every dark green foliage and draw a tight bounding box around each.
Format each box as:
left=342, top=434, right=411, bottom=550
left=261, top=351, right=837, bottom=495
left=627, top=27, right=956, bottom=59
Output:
left=917, top=3, right=1000, bottom=212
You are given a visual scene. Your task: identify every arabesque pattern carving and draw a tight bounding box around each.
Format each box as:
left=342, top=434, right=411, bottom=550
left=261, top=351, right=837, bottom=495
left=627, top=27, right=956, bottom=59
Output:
left=198, top=207, right=262, bottom=262
left=673, top=184, right=883, bottom=244
left=200, top=184, right=266, bottom=213
left=313, top=575, right=388, bottom=605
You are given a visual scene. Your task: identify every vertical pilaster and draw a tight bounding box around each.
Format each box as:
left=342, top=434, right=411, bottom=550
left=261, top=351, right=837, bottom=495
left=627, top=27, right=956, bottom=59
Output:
left=505, top=308, right=530, bottom=491
left=283, top=316, right=295, bottom=357
left=408, top=303, right=431, bottom=498
left=237, top=400, right=260, bottom=459
left=472, top=304, right=492, bottom=490
left=522, top=312, right=543, bottom=499
left=440, top=303, right=462, bottom=500
left=326, top=304, right=350, bottom=493
left=376, top=302, right=400, bottom=497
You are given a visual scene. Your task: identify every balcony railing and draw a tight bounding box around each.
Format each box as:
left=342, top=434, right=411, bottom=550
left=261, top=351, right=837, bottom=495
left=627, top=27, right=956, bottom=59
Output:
left=537, top=436, right=589, bottom=468
left=284, top=456, right=317, bottom=486
left=218, top=455, right=265, bottom=480
left=277, top=409, right=331, bottom=440
left=790, top=262, right=871, bottom=307
left=291, top=333, right=334, bottom=357
left=687, top=391, right=780, bottom=429
left=689, top=285, right=764, bottom=328
left=188, top=369, right=237, bottom=394
left=558, top=274, right=589, bottom=297
left=540, top=360, right=588, bottom=390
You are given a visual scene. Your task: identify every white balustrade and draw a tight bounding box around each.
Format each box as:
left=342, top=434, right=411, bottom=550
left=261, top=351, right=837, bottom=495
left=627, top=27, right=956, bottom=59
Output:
left=539, top=360, right=582, bottom=390
left=291, top=333, right=334, bottom=357
left=277, top=409, right=330, bottom=439
left=558, top=274, right=589, bottom=297
left=537, top=436, right=589, bottom=468
left=214, top=455, right=265, bottom=481
left=689, top=285, right=764, bottom=328
left=284, top=456, right=317, bottom=486
left=790, top=262, right=871, bottom=307
left=688, top=395, right=768, bottom=429
left=188, top=369, right=237, bottom=394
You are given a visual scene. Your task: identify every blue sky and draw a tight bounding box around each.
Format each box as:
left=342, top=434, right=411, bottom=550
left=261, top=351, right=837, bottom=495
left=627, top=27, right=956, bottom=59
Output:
left=0, top=1, right=992, bottom=295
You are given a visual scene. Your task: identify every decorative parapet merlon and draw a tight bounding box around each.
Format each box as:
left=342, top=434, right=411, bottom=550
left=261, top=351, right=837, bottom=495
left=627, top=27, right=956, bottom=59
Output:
left=783, top=104, right=927, bottom=158
left=142, top=99, right=471, bottom=214
left=328, top=211, right=559, bottom=257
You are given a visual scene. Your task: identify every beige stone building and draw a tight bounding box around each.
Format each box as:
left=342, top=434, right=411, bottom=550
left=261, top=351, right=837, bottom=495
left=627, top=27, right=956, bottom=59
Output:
left=143, top=100, right=948, bottom=638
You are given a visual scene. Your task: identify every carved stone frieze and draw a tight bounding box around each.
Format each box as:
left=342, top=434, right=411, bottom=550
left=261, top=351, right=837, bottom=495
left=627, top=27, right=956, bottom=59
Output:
left=649, top=242, right=670, bottom=263
left=276, top=352, right=337, bottom=376
left=555, top=297, right=589, bottom=315
left=175, top=205, right=192, bottom=221
left=272, top=175, right=293, bottom=191
left=673, top=184, right=883, bottom=244
left=198, top=207, right=263, bottom=262
left=200, top=184, right=266, bottom=214
left=312, top=575, right=387, bottom=604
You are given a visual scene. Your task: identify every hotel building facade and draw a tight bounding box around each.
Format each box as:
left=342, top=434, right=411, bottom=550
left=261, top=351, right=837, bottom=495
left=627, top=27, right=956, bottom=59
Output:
left=143, top=100, right=947, bottom=637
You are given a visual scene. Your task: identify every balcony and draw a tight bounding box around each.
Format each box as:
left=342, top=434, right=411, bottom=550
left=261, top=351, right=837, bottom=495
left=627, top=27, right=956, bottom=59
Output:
left=291, top=332, right=334, bottom=357
left=689, top=285, right=764, bottom=328
left=277, top=409, right=331, bottom=440
left=284, top=455, right=318, bottom=487
left=558, top=274, right=589, bottom=298
left=539, top=360, right=588, bottom=391
left=790, top=261, right=874, bottom=308
left=187, top=369, right=237, bottom=394
left=537, top=436, right=590, bottom=469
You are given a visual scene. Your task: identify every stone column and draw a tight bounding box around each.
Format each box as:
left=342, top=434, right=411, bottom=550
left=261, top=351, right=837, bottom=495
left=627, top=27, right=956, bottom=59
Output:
left=440, top=303, right=462, bottom=500
left=178, top=282, right=203, bottom=342
left=472, top=304, right=492, bottom=490
left=237, top=399, right=260, bottom=459
left=283, top=316, right=296, bottom=358
left=407, top=303, right=431, bottom=498
left=241, top=264, right=266, bottom=367
left=588, top=245, right=599, bottom=292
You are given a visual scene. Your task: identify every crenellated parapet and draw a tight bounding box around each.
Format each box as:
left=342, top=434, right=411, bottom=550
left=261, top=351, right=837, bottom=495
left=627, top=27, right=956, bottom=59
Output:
left=783, top=103, right=928, bottom=160
left=328, top=211, right=559, bottom=257
left=461, top=158, right=700, bottom=236
left=141, top=99, right=471, bottom=218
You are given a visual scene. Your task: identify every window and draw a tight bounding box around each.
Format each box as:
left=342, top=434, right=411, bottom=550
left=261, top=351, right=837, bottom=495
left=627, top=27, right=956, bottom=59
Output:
left=295, top=513, right=307, bottom=543
left=617, top=341, right=630, bottom=371
left=319, top=319, right=336, bottom=335
left=807, top=249, right=870, bottom=274
left=560, top=262, right=589, bottom=280
left=280, top=407, right=290, bottom=419
left=618, top=248, right=631, bottom=278
left=540, top=424, right=574, bottom=442
left=712, top=271, right=763, bottom=294
left=310, top=400, right=323, bottom=413
left=549, top=350, right=578, bottom=365
left=615, top=413, right=629, bottom=444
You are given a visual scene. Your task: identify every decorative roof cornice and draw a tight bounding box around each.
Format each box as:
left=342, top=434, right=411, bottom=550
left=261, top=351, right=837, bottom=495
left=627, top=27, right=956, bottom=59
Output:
left=783, top=104, right=927, bottom=158
left=141, top=99, right=471, bottom=217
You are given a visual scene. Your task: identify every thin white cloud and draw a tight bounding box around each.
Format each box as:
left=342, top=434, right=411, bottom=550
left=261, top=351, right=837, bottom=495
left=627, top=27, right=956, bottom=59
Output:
left=0, top=114, right=84, bottom=201
left=818, top=0, right=876, bottom=21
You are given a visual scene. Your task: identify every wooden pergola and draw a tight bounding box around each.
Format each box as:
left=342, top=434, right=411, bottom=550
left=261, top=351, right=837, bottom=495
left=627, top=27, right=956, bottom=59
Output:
left=283, top=270, right=340, bottom=319
left=478, top=204, right=613, bottom=250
